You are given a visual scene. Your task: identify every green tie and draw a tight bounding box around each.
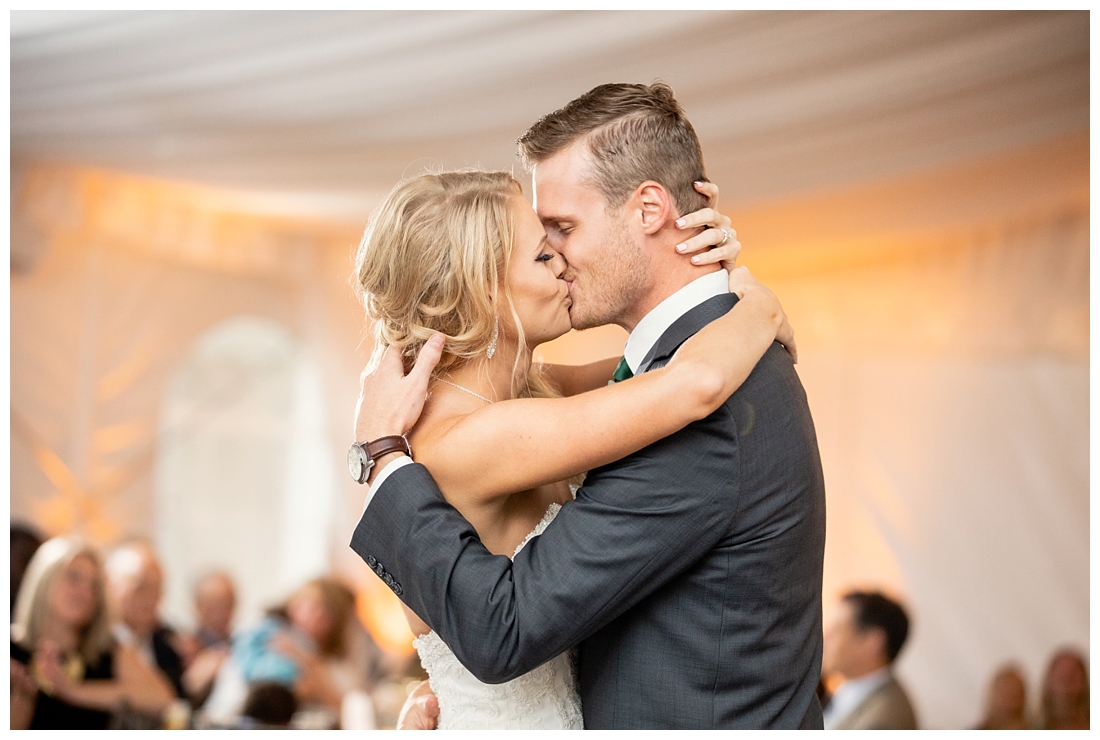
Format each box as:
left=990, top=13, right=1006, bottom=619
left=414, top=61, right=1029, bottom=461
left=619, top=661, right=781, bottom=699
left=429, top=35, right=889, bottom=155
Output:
left=611, top=356, right=634, bottom=383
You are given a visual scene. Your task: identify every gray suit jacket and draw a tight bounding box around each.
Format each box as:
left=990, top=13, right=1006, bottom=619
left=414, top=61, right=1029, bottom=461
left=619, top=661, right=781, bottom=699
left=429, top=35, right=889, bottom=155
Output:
left=351, top=293, right=827, bottom=728
left=832, top=675, right=918, bottom=730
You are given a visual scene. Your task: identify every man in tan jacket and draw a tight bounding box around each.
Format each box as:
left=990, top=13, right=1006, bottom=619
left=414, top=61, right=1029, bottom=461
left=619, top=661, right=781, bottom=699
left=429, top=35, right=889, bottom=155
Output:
left=821, top=590, right=918, bottom=730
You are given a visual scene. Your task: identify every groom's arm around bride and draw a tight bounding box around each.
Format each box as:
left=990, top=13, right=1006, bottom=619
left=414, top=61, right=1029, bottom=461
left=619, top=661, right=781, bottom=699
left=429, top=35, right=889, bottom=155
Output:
left=354, top=311, right=825, bottom=729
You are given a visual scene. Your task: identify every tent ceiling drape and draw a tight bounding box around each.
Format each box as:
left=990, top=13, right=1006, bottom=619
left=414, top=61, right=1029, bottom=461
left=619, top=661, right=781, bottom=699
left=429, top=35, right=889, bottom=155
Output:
left=12, top=10, right=1088, bottom=215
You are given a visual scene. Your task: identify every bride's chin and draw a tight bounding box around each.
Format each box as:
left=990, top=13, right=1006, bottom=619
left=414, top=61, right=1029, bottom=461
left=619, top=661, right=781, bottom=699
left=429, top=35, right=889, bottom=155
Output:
left=549, top=314, right=574, bottom=341
left=528, top=325, right=571, bottom=350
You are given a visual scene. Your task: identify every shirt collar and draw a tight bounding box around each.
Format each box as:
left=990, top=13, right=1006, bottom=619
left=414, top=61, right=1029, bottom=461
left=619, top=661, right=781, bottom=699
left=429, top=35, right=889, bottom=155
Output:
left=622, top=269, right=729, bottom=374
left=823, top=665, right=893, bottom=729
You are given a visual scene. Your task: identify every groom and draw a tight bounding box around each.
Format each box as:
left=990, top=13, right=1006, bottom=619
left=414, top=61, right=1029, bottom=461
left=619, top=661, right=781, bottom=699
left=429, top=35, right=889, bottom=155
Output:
left=351, top=83, right=826, bottom=729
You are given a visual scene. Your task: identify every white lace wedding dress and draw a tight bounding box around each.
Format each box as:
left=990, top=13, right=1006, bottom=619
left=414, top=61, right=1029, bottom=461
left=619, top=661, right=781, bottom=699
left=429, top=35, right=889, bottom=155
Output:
left=412, top=503, right=584, bottom=729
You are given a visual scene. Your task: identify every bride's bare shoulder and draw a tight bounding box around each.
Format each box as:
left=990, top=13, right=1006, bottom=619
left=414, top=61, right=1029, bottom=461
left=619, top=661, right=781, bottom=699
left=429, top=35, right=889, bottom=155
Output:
left=407, top=390, right=495, bottom=496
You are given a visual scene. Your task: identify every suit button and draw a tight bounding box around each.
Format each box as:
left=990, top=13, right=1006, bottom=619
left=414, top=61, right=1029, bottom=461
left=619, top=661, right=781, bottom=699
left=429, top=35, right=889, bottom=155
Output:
left=392, top=583, right=403, bottom=596
left=366, top=555, right=378, bottom=567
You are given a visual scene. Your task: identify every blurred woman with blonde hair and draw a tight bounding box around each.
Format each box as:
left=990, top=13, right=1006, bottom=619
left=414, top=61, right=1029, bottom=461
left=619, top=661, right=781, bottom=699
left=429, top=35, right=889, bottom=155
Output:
left=352, top=169, right=795, bottom=728
left=10, top=536, right=176, bottom=729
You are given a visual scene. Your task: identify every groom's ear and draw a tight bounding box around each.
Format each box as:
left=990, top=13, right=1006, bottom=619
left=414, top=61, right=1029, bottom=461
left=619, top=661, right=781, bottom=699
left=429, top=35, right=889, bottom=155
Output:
left=633, top=181, right=674, bottom=235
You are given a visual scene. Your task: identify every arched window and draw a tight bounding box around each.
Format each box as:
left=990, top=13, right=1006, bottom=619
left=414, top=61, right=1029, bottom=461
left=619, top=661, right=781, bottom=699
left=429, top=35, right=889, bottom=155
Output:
left=155, top=316, right=334, bottom=629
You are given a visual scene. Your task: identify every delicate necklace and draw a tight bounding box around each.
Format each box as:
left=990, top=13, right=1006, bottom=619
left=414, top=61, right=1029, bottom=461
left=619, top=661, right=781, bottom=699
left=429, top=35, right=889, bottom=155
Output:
left=436, top=378, right=494, bottom=404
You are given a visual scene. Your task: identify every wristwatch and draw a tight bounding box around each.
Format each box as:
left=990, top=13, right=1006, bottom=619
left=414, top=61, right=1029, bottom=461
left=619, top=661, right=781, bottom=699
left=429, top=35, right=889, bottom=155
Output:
left=348, top=435, right=412, bottom=484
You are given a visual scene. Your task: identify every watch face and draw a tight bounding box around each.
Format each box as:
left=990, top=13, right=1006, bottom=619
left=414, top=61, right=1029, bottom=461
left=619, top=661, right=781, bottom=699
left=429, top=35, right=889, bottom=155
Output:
left=348, top=445, right=365, bottom=481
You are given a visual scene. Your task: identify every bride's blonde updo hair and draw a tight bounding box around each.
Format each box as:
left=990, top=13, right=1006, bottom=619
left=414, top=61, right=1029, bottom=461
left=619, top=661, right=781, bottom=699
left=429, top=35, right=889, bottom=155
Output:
left=356, top=170, right=550, bottom=398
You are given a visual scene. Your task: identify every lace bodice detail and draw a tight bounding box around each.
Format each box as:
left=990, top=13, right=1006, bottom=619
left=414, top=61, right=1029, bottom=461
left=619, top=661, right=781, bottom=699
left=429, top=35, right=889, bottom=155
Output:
left=513, top=501, right=561, bottom=557
left=412, top=502, right=583, bottom=729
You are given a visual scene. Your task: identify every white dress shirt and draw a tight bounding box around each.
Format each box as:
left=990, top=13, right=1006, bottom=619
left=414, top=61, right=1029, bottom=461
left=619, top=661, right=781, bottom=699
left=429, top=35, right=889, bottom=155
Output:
left=362, top=269, right=730, bottom=513
left=621, top=268, right=730, bottom=375
left=822, top=666, right=892, bottom=730
left=113, top=622, right=157, bottom=667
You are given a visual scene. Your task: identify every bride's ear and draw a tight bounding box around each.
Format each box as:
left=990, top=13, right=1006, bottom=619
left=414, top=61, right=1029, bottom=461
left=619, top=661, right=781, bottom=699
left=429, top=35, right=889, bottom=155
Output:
left=633, top=181, right=673, bottom=235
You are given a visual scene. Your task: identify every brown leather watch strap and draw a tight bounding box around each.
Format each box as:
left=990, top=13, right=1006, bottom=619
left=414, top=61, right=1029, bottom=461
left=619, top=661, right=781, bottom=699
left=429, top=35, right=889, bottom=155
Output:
left=364, top=435, right=411, bottom=462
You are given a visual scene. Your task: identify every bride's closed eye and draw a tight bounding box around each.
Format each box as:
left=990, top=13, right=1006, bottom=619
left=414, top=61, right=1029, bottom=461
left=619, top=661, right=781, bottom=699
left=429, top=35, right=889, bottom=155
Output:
left=536, top=253, right=554, bottom=263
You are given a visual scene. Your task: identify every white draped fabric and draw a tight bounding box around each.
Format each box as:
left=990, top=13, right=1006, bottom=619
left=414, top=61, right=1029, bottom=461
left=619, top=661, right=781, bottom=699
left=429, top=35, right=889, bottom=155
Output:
left=9, top=168, right=370, bottom=629
left=9, top=9, right=1088, bottom=730
left=783, top=213, right=1088, bottom=729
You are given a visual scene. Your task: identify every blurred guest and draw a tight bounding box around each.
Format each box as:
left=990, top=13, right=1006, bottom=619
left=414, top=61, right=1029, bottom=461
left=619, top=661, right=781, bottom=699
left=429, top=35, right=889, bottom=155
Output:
left=182, top=571, right=237, bottom=708
left=203, top=577, right=372, bottom=727
left=11, top=523, right=43, bottom=618
left=104, top=540, right=186, bottom=699
left=976, top=664, right=1029, bottom=730
left=1041, top=647, right=1089, bottom=730
left=193, top=571, right=236, bottom=649
left=10, top=536, right=176, bottom=729
left=821, top=589, right=917, bottom=730
left=241, top=681, right=298, bottom=728
left=239, top=577, right=353, bottom=711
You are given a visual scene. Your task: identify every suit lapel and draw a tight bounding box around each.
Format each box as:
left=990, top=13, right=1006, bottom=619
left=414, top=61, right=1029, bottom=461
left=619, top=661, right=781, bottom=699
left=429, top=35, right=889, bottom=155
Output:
left=638, top=292, right=739, bottom=374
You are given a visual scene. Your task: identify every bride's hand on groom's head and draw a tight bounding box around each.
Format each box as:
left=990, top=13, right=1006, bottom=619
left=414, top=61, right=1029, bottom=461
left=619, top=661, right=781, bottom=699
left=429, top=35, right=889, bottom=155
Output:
left=355, top=334, right=445, bottom=442
left=674, top=181, right=741, bottom=271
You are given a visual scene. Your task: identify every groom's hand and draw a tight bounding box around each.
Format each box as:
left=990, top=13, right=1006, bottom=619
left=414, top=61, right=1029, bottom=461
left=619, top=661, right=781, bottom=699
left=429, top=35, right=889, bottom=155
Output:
left=355, top=334, right=445, bottom=444
left=396, top=680, right=440, bottom=730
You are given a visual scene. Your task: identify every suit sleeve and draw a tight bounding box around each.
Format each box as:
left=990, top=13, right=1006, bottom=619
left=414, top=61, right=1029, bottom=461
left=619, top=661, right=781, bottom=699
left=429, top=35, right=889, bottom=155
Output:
left=350, top=403, right=740, bottom=684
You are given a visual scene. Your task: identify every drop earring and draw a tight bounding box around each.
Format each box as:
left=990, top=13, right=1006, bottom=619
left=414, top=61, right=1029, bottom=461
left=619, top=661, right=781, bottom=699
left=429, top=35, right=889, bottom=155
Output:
left=486, top=318, right=499, bottom=359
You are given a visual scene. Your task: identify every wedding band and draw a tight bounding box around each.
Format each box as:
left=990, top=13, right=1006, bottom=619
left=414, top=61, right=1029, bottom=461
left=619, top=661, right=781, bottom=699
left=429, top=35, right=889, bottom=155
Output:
left=718, top=228, right=733, bottom=246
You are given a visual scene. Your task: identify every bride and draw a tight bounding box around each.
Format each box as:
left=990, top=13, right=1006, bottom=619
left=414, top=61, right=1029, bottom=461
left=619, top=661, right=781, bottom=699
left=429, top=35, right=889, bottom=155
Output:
left=353, top=170, right=793, bottom=729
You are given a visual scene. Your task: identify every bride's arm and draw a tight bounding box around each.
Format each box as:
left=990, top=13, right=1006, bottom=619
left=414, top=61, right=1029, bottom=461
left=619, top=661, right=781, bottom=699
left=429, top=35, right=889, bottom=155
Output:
left=401, top=604, right=429, bottom=637
left=404, top=270, right=790, bottom=504
left=541, top=358, right=619, bottom=396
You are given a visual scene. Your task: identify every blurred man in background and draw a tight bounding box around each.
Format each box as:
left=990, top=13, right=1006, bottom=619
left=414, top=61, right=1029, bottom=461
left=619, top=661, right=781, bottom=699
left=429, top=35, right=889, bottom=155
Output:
left=192, top=571, right=236, bottom=649
left=106, top=540, right=187, bottom=699
left=182, top=571, right=238, bottom=708
left=821, top=590, right=917, bottom=730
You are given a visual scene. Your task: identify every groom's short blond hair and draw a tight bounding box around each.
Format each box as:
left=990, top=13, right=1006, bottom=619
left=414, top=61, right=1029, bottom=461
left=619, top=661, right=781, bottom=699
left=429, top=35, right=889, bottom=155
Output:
left=517, top=82, right=709, bottom=216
